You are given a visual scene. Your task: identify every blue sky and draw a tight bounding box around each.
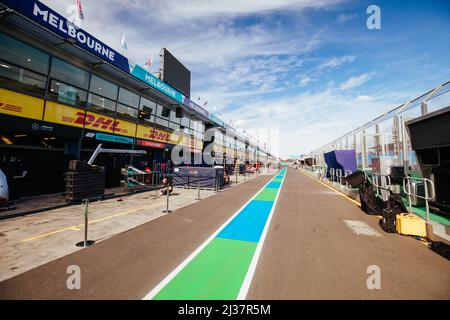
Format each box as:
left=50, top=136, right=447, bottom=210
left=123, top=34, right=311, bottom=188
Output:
left=41, top=0, right=450, bottom=158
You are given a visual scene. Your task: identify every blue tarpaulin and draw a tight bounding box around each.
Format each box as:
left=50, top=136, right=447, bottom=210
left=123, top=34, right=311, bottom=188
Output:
left=324, top=150, right=357, bottom=178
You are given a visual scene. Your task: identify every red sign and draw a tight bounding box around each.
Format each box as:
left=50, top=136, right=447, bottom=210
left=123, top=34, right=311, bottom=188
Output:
left=137, top=139, right=165, bottom=149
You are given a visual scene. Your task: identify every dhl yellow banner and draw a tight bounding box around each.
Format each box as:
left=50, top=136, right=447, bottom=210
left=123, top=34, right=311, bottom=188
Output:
left=136, top=124, right=174, bottom=144
left=0, top=89, right=44, bottom=120
left=44, top=102, right=137, bottom=136
left=2, top=92, right=206, bottom=151
left=136, top=125, right=203, bottom=150
left=44, top=101, right=85, bottom=129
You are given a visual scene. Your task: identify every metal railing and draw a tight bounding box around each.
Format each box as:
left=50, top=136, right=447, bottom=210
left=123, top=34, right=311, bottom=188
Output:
left=305, top=81, right=450, bottom=176
left=336, top=168, right=346, bottom=185
left=329, top=168, right=336, bottom=182
left=327, top=168, right=353, bottom=186
left=403, top=176, right=435, bottom=221
left=372, top=173, right=392, bottom=201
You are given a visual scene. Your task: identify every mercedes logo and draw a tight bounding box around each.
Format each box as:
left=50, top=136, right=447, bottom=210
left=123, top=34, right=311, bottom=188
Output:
left=31, top=123, right=40, bottom=131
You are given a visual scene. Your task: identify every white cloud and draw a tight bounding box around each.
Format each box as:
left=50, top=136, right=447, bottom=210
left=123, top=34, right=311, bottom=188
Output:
left=337, top=13, right=357, bottom=23
left=340, top=73, right=372, bottom=90
left=317, top=55, right=355, bottom=70
left=354, top=95, right=375, bottom=102
left=41, top=0, right=325, bottom=74
left=217, top=85, right=413, bottom=157
left=299, top=76, right=313, bottom=87
left=116, top=0, right=344, bottom=24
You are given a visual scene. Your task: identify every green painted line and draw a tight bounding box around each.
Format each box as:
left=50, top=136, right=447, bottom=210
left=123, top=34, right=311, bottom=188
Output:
left=153, top=238, right=257, bottom=300
left=272, top=178, right=283, bottom=182
left=254, top=188, right=278, bottom=201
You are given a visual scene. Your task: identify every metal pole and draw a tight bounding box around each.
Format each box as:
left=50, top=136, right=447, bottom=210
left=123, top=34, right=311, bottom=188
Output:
left=76, top=199, right=94, bottom=247
left=84, top=199, right=89, bottom=247
left=405, top=178, right=412, bottom=214
left=88, top=144, right=103, bottom=165
left=163, top=185, right=171, bottom=213
left=425, top=180, right=430, bottom=222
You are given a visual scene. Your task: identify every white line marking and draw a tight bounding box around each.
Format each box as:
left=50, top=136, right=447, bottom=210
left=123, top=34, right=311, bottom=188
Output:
left=237, top=170, right=286, bottom=300
left=142, top=170, right=286, bottom=300
left=343, top=220, right=382, bottom=237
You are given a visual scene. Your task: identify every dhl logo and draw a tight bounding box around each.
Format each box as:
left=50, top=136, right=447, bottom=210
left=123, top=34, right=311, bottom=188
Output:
left=64, top=112, right=128, bottom=134
left=0, top=102, right=23, bottom=113
left=153, top=130, right=170, bottom=141
left=141, top=127, right=171, bottom=142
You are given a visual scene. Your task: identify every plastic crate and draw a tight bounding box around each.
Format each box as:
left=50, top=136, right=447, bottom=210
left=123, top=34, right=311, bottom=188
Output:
left=396, top=213, right=427, bottom=237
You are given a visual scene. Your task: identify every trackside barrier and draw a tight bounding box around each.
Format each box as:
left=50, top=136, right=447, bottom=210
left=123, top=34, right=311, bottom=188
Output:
left=160, top=169, right=255, bottom=209
left=403, top=176, right=435, bottom=222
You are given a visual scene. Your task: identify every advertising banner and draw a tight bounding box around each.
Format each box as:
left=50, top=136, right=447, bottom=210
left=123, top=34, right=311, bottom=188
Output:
left=136, top=139, right=165, bottom=149
left=0, top=89, right=44, bottom=120
left=1, top=0, right=130, bottom=73
left=129, top=62, right=184, bottom=104
left=44, top=102, right=137, bottom=136
left=136, top=124, right=173, bottom=144
left=94, top=132, right=134, bottom=145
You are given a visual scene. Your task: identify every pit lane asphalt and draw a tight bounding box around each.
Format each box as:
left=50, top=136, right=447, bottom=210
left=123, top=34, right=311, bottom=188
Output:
left=246, top=168, right=450, bottom=299
left=1, top=168, right=449, bottom=299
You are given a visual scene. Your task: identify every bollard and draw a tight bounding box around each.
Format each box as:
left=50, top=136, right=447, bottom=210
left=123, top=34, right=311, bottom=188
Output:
left=76, top=199, right=95, bottom=247
left=235, top=171, right=238, bottom=184
left=163, top=186, right=172, bottom=213
left=84, top=199, right=88, bottom=246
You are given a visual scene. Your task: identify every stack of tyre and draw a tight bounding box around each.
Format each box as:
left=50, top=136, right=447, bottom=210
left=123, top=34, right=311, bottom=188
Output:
left=65, top=160, right=105, bottom=202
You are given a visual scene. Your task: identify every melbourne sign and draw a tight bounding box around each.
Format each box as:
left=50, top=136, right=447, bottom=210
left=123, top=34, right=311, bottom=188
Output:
left=1, top=0, right=130, bottom=73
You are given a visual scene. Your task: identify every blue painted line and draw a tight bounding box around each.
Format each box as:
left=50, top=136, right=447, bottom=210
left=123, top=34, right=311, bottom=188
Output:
left=266, top=181, right=281, bottom=189
left=216, top=200, right=274, bottom=243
